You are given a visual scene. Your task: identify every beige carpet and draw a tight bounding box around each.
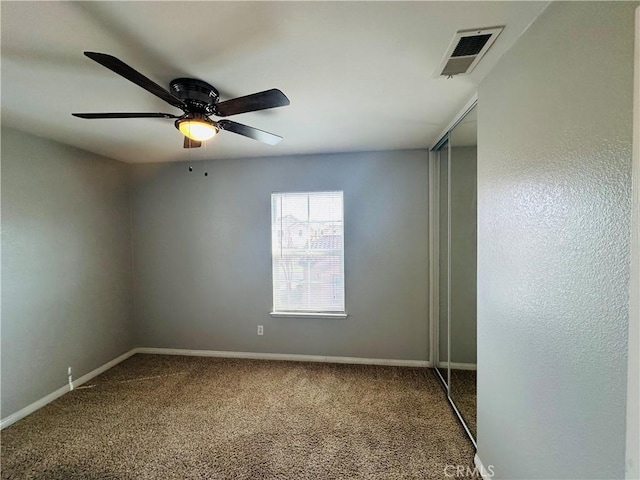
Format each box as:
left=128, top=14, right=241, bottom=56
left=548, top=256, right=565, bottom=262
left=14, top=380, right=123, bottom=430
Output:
left=1, top=355, right=477, bottom=479
left=449, top=369, right=477, bottom=439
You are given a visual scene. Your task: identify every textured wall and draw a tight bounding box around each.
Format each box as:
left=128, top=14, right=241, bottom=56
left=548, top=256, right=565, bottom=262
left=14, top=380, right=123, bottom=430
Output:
left=626, top=8, right=640, bottom=478
left=1, top=127, right=134, bottom=419
left=477, top=2, right=636, bottom=479
left=130, top=150, right=429, bottom=360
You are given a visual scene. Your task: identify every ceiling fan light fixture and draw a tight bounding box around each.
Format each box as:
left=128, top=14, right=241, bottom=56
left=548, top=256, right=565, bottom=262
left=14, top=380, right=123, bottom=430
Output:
left=177, top=115, right=219, bottom=141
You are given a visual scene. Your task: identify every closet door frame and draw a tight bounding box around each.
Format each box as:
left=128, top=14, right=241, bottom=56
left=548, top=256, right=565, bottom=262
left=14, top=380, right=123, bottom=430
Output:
left=429, top=95, right=477, bottom=448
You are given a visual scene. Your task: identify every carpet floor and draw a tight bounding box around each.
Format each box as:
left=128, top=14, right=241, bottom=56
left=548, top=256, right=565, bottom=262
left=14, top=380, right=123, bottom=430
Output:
left=449, top=370, right=477, bottom=439
left=1, top=354, right=477, bottom=479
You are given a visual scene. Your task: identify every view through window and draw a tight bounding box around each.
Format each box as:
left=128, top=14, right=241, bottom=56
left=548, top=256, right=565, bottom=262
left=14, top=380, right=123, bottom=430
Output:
left=271, top=191, right=345, bottom=314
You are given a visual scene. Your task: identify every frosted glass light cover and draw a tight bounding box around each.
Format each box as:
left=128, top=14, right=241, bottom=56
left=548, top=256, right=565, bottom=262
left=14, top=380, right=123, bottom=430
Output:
left=179, top=120, right=218, bottom=141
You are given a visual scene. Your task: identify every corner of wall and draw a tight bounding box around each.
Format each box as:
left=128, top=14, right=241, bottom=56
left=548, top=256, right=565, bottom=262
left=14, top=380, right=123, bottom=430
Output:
left=625, top=7, right=640, bottom=479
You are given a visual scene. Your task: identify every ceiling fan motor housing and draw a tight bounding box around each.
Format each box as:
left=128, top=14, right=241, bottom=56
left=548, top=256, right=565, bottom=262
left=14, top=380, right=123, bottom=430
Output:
left=170, top=78, right=219, bottom=115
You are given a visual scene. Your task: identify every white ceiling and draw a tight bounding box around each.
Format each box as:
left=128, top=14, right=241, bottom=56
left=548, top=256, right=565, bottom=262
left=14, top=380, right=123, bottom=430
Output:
left=1, top=1, right=548, bottom=164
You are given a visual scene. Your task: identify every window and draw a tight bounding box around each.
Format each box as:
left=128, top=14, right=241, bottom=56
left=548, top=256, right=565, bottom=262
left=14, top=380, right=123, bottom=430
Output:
left=271, top=191, right=345, bottom=317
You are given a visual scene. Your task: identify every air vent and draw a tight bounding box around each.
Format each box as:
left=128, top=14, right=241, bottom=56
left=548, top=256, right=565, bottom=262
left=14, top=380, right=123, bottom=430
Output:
left=436, top=27, right=503, bottom=77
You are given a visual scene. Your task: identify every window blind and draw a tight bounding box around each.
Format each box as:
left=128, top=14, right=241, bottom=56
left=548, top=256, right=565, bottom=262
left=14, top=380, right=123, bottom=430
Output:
left=271, top=191, right=345, bottom=313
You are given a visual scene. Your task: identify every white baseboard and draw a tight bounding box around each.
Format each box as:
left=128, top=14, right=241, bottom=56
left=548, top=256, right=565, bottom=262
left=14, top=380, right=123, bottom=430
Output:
left=1, top=347, right=429, bottom=430
left=474, top=454, right=495, bottom=479
left=136, top=347, right=431, bottom=368
left=0, top=384, right=70, bottom=431
left=444, top=362, right=477, bottom=371
left=451, top=362, right=476, bottom=371
left=71, top=349, right=137, bottom=390
left=1, top=349, right=136, bottom=430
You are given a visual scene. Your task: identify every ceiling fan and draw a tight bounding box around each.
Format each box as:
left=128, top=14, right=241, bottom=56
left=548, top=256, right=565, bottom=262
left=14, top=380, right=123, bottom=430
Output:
left=72, top=52, right=290, bottom=148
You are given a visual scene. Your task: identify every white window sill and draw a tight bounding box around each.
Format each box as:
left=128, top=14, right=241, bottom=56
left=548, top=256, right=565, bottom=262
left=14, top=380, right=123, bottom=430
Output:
left=270, top=312, right=348, bottom=319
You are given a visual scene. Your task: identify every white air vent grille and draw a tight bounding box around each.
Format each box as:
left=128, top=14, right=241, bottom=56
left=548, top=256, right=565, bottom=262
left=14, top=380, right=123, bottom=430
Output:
left=436, top=27, right=503, bottom=77
left=441, top=57, right=476, bottom=76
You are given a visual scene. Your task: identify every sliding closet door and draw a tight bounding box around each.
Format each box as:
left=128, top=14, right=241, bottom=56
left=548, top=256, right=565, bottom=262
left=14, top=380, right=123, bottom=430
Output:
left=448, top=106, right=477, bottom=440
left=437, top=140, right=450, bottom=386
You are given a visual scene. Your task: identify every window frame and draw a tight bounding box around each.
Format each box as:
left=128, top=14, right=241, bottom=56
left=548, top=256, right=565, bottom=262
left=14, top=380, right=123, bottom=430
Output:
left=269, top=190, right=347, bottom=318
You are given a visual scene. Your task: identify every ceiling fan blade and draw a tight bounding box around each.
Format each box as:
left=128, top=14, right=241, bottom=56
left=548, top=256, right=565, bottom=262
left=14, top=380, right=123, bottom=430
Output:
left=72, top=112, right=179, bottom=119
left=84, top=52, right=187, bottom=111
left=218, top=120, right=282, bottom=145
left=214, top=89, right=290, bottom=117
left=183, top=137, right=202, bottom=149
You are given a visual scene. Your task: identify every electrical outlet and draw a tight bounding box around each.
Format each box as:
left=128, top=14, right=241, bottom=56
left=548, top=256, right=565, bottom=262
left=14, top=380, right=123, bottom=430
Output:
left=257, top=325, right=264, bottom=336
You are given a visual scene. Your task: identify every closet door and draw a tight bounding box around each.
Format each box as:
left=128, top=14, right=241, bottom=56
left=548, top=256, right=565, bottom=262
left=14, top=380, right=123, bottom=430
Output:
left=436, top=140, right=450, bottom=387
left=448, top=105, right=478, bottom=441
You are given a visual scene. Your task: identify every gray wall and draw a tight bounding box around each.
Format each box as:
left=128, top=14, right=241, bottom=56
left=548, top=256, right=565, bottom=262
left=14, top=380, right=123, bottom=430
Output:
left=477, top=2, right=636, bottom=479
left=131, top=150, right=429, bottom=360
left=1, top=127, right=134, bottom=419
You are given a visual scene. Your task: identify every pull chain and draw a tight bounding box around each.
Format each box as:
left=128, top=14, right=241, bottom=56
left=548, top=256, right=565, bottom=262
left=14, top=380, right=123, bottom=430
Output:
left=204, top=138, right=208, bottom=177
left=188, top=123, right=193, bottom=172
